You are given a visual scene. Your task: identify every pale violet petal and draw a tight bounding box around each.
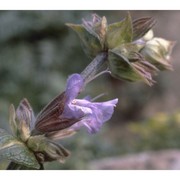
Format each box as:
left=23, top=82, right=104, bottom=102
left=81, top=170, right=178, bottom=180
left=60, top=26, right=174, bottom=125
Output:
left=70, top=98, right=118, bottom=134
left=65, top=74, right=84, bottom=103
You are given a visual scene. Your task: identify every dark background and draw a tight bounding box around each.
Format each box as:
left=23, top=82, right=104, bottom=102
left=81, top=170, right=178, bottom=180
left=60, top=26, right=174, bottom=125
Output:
left=0, top=11, right=180, bottom=169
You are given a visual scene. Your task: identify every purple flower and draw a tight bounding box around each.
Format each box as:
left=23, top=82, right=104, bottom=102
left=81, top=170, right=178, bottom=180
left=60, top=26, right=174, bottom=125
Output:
left=61, top=74, right=118, bottom=134
left=35, top=73, right=118, bottom=134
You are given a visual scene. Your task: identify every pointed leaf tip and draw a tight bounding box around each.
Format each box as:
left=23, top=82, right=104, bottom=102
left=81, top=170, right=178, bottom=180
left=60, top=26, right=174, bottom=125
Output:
left=107, top=13, right=133, bottom=49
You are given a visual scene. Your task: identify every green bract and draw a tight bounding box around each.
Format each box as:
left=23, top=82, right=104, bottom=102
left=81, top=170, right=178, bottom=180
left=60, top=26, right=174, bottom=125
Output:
left=27, top=135, right=70, bottom=163
left=106, top=13, right=133, bottom=49
left=66, top=23, right=103, bottom=58
left=108, top=48, right=158, bottom=86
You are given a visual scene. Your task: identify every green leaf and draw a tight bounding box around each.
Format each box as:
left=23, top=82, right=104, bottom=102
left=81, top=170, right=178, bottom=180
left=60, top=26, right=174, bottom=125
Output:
left=108, top=49, right=146, bottom=82
left=107, top=13, right=133, bottom=49
left=66, top=23, right=102, bottom=58
left=0, top=128, right=40, bottom=169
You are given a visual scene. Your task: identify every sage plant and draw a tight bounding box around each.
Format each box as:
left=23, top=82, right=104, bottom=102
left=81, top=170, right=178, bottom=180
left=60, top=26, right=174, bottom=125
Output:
left=0, top=13, right=175, bottom=170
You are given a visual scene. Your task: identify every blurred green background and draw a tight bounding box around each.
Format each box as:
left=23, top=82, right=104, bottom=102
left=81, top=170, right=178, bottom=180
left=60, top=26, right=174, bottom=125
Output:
left=0, top=10, right=180, bottom=170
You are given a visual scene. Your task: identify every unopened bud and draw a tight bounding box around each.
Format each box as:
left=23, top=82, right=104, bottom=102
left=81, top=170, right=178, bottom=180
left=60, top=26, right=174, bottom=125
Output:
left=141, top=37, right=176, bottom=70
left=16, top=98, right=35, bottom=142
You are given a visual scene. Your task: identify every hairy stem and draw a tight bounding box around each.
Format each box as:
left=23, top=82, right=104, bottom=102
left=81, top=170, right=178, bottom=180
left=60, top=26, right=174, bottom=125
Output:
left=80, top=52, right=108, bottom=84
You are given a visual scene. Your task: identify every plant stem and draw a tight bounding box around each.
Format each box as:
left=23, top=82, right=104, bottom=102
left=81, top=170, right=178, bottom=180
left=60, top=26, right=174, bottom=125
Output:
left=80, top=52, right=108, bottom=84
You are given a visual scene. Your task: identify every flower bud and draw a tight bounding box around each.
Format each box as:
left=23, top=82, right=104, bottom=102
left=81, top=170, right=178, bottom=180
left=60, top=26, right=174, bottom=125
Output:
left=66, top=14, right=107, bottom=58
left=108, top=45, right=159, bottom=86
left=16, top=98, right=35, bottom=142
left=141, top=37, right=176, bottom=70
left=82, top=14, right=107, bottom=48
left=34, top=92, right=80, bottom=134
left=142, top=30, right=154, bottom=41
left=132, top=17, right=156, bottom=41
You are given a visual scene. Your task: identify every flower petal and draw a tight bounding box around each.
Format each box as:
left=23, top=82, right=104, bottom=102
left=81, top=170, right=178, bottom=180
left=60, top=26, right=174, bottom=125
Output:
left=65, top=74, right=84, bottom=103
left=71, top=98, right=118, bottom=134
left=62, top=99, right=93, bottom=121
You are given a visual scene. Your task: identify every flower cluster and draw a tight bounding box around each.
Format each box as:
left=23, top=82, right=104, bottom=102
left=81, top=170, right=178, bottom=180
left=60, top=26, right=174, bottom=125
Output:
left=67, top=13, right=175, bottom=86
